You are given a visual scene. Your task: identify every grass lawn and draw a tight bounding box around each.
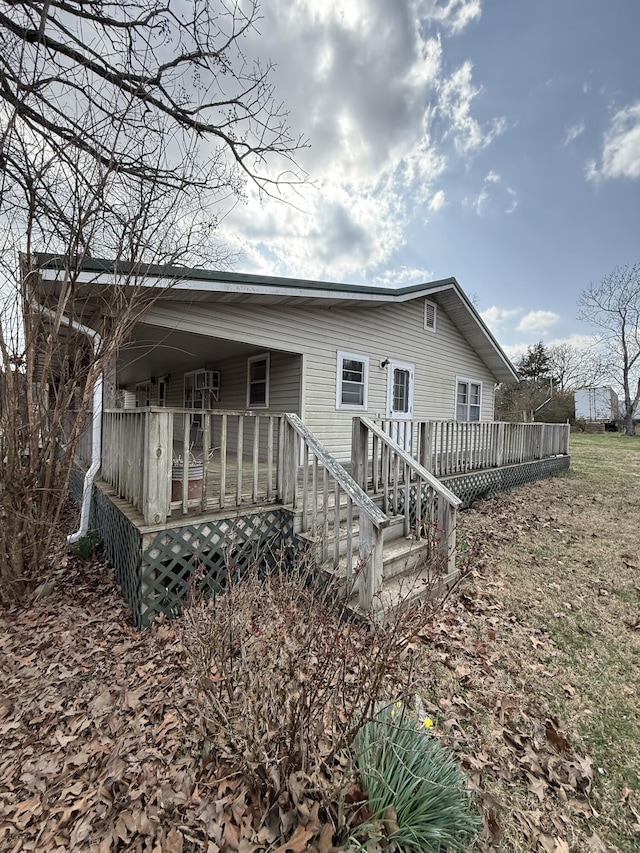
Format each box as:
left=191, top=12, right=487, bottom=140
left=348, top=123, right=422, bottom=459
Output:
left=413, top=432, right=640, bottom=852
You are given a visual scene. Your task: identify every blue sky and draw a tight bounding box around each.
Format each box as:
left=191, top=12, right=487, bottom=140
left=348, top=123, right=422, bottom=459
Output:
left=220, top=1, right=640, bottom=360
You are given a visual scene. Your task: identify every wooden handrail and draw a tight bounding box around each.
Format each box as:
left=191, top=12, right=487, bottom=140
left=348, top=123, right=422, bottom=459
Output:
left=283, top=413, right=389, bottom=612
left=357, top=416, right=462, bottom=508
left=284, top=414, right=389, bottom=528
left=352, top=416, right=460, bottom=577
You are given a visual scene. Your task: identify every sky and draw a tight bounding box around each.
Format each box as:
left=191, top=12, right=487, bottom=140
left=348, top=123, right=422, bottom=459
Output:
left=217, top=0, right=640, bottom=362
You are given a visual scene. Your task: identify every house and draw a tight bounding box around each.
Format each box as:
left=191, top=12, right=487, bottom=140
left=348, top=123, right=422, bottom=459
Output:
left=31, top=255, right=571, bottom=626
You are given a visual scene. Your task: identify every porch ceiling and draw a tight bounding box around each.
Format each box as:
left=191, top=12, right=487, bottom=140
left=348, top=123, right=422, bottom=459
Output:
left=117, top=323, right=270, bottom=385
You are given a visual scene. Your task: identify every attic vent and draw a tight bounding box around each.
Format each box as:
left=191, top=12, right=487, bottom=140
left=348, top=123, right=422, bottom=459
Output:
left=424, top=299, right=436, bottom=332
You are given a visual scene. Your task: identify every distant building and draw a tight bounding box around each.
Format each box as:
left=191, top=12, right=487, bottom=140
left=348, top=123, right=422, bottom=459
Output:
left=574, top=387, right=620, bottom=422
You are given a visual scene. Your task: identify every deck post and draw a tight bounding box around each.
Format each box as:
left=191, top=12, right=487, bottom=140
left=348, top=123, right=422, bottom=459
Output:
left=358, top=515, right=383, bottom=612
left=437, top=494, right=457, bottom=577
left=496, top=421, right=505, bottom=467
left=419, top=421, right=434, bottom=472
left=142, top=410, right=172, bottom=526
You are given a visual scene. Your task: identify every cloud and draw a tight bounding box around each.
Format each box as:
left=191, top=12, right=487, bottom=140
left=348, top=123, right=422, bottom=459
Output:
left=438, top=61, right=507, bottom=155
left=215, top=0, right=506, bottom=279
left=516, top=310, right=560, bottom=333
left=481, top=306, right=522, bottom=331
left=428, top=0, right=482, bottom=33
left=372, top=266, right=435, bottom=287
left=463, top=171, right=518, bottom=216
left=563, top=121, right=585, bottom=146
left=428, top=189, right=447, bottom=211
left=587, top=101, right=640, bottom=181
left=500, top=343, right=530, bottom=363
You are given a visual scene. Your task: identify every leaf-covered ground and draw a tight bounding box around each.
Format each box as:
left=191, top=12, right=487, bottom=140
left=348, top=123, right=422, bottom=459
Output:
left=1, top=432, right=638, bottom=852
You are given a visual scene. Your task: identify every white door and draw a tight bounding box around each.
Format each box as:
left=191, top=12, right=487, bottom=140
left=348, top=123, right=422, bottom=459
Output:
left=386, top=360, right=415, bottom=452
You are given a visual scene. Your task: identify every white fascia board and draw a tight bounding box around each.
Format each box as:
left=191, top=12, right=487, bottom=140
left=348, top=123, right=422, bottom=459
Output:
left=38, top=268, right=391, bottom=303
left=37, top=267, right=449, bottom=304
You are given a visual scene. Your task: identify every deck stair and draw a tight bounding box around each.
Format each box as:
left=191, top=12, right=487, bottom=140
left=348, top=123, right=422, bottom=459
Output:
left=280, top=413, right=462, bottom=619
left=298, top=494, right=456, bottom=619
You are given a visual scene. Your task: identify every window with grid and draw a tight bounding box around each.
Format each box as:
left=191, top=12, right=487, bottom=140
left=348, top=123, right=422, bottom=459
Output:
left=336, top=351, right=368, bottom=409
left=456, top=378, right=481, bottom=421
left=247, top=354, right=269, bottom=407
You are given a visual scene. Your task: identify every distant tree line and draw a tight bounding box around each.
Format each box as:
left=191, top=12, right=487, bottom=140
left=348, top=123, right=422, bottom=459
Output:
left=496, top=341, right=606, bottom=423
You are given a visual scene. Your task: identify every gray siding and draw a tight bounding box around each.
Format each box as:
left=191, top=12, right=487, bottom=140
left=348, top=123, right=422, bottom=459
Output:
left=141, top=297, right=497, bottom=463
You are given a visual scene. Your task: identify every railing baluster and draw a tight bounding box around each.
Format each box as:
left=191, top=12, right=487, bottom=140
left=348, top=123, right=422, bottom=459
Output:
left=252, top=415, right=260, bottom=503
left=267, top=417, right=274, bottom=501
left=333, top=479, right=341, bottom=567
left=236, top=414, right=243, bottom=506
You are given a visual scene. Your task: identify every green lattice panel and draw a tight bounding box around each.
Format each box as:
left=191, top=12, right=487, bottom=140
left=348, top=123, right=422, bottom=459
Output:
left=442, top=456, right=570, bottom=508
left=139, top=509, right=295, bottom=626
left=91, top=487, right=143, bottom=624
left=70, top=467, right=144, bottom=626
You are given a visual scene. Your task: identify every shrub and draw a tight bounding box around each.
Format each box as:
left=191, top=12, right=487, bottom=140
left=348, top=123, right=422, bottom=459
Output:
left=183, top=559, right=426, bottom=804
left=354, top=703, right=480, bottom=852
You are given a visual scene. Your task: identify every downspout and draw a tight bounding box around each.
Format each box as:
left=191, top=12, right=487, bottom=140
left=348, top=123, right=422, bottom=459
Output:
left=35, top=304, right=102, bottom=543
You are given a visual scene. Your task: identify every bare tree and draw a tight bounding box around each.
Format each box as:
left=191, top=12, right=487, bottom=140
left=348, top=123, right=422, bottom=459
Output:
left=0, top=0, right=306, bottom=601
left=578, top=263, right=640, bottom=436
left=546, top=343, right=607, bottom=391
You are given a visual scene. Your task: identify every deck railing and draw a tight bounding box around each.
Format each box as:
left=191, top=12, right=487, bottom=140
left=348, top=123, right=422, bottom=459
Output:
left=353, top=417, right=461, bottom=576
left=374, top=419, right=570, bottom=478
left=281, top=413, right=389, bottom=611
left=101, top=407, right=287, bottom=525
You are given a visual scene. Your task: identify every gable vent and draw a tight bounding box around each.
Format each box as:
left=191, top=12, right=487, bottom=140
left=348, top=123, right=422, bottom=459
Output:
left=424, top=299, right=437, bottom=332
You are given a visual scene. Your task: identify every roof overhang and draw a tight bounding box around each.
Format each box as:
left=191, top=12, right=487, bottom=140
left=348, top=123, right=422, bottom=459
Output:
left=32, top=254, right=519, bottom=384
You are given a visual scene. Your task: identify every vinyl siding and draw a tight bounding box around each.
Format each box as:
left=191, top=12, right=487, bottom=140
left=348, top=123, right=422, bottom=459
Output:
left=141, top=297, right=497, bottom=463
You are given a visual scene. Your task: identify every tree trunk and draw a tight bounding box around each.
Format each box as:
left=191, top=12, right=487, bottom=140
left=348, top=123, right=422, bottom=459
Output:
left=624, top=411, right=636, bottom=436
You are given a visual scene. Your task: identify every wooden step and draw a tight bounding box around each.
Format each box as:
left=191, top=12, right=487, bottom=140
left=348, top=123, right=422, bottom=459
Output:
left=297, top=514, right=407, bottom=558
left=346, top=566, right=460, bottom=623
left=320, top=532, right=435, bottom=591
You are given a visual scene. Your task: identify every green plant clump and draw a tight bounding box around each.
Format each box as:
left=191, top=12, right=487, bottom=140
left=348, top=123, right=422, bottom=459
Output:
left=73, top=530, right=101, bottom=560
left=354, top=704, right=479, bottom=852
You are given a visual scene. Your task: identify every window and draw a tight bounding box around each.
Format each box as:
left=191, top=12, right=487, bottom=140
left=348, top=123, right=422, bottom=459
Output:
left=135, top=381, right=150, bottom=408
left=157, top=377, right=167, bottom=407
left=424, top=299, right=437, bottom=332
left=455, top=378, right=482, bottom=421
left=247, top=353, right=270, bottom=407
left=336, top=351, right=369, bottom=410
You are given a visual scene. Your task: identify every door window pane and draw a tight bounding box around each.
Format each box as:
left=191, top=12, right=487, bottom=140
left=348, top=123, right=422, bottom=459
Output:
left=393, top=369, right=410, bottom=413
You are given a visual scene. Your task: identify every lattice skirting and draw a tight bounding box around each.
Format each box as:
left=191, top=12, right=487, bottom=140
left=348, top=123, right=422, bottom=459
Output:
left=70, top=468, right=307, bottom=627
left=70, top=469, right=143, bottom=624
left=139, top=510, right=296, bottom=627
left=441, top=455, right=570, bottom=508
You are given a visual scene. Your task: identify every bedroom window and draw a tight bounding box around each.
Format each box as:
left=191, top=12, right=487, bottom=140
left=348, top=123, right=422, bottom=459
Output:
left=455, top=378, right=482, bottom=421
left=247, top=353, right=270, bottom=407
left=336, top=351, right=369, bottom=410
left=424, top=299, right=437, bottom=332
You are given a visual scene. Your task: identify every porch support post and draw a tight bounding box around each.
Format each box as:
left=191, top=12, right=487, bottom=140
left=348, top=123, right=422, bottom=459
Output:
left=351, top=416, right=368, bottom=490
left=142, top=410, right=172, bottom=526
left=102, top=357, right=117, bottom=410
